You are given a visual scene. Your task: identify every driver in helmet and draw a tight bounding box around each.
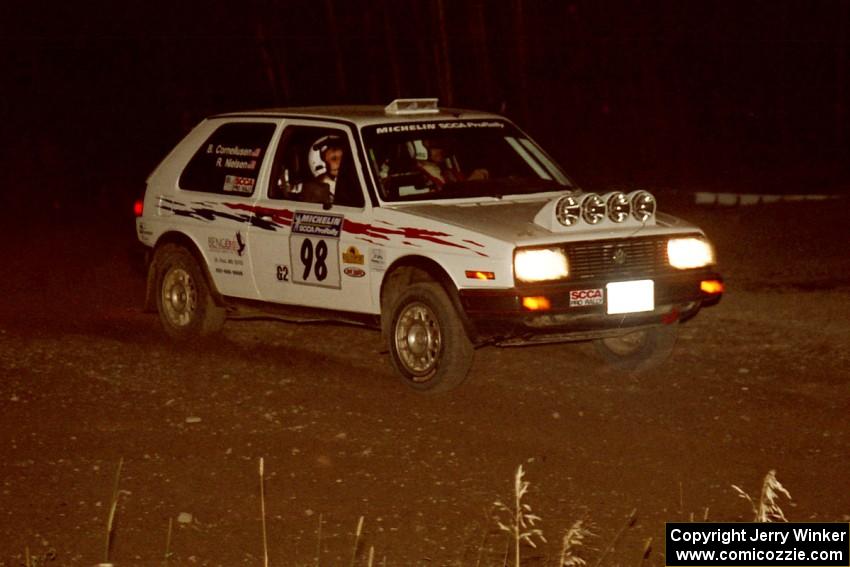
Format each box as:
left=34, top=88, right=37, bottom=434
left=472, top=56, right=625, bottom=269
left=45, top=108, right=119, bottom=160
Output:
left=302, top=134, right=345, bottom=203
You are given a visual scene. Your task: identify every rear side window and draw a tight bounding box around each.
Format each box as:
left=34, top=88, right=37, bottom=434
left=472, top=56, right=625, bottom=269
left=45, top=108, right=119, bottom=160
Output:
left=179, top=122, right=276, bottom=196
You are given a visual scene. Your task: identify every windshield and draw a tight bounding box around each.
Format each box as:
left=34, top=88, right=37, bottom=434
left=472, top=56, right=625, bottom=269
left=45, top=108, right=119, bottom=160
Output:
left=362, top=119, right=573, bottom=202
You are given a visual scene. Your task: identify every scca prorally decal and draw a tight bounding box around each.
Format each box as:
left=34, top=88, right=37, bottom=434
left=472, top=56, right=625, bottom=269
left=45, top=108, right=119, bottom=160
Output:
left=221, top=203, right=488, bottom=257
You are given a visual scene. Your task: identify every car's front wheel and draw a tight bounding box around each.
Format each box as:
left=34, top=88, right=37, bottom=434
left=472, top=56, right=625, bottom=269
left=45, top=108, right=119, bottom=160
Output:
left=154, top=244, right=226, bottom=340
left=387, top=282, right=473, bottom=392
left=593, top=323, right=678, bottom=372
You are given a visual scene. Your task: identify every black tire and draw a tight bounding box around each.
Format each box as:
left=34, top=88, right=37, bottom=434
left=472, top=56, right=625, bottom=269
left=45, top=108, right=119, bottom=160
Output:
left=593, top=323, right=678, bottom=372
left=154, top=244, right=226, bottom=340
left=386, top=282, right=473, bottom=392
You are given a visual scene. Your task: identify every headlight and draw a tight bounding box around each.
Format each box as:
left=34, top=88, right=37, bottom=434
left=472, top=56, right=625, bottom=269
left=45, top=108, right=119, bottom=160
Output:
left=605, top=192, right=630, bottom=222
left=515, top=248, right=569, bottom=282
left=667, top=237, right=715, bottom=269
left=555, top=194, right=581, bottom=226
left=581, top=193, right=606, bottom=224
left=630, top=190, right=656, bottom=222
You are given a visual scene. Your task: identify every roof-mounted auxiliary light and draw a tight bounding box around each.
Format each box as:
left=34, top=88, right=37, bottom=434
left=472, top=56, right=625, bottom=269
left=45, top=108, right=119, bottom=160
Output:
left=384, top=98, right=440, bottom=115
left=629, top=190, right=656, bottom=222
left=605, top=191, right=631, bottom=223
left=580, top=193, right=606, bottom=224
left=555, top=193, right=581, bottom=227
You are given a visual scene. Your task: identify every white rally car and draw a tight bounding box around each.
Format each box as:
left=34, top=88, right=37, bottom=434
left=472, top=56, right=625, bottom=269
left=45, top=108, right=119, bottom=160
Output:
left=136, top=99, right=723, bottom=391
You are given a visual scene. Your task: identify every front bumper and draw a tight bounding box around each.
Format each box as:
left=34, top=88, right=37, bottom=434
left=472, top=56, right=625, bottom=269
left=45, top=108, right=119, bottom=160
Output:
left=458, top=269, right=722, bottom=344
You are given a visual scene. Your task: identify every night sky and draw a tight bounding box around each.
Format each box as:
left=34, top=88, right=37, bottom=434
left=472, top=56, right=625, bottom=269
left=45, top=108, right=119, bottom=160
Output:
left=2, top=0, right=848, bottom=215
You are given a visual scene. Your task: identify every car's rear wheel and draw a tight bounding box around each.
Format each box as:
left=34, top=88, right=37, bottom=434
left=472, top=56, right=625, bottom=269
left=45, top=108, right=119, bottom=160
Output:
left=387, top=282, right=473, bottom=392
left=593, top=323, right=678, bottom=372
left=154, top=245, right=225, bottom=340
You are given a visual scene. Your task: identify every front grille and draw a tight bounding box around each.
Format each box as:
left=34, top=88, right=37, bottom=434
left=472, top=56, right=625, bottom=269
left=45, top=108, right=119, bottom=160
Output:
left=566, top=236, right=674, bottom=281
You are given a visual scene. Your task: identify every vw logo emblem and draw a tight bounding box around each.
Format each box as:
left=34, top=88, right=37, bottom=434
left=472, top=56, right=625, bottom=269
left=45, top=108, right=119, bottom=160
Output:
left=612, top=247, right=627, bottom=265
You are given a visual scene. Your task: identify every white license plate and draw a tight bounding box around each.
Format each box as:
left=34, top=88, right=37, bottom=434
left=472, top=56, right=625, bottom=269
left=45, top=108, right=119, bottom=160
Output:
left=606, top=280, right=655, bottom=314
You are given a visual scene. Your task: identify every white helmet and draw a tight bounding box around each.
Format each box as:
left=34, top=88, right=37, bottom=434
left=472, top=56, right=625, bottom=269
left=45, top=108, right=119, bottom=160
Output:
left=308, top=135, right=344, bottom=177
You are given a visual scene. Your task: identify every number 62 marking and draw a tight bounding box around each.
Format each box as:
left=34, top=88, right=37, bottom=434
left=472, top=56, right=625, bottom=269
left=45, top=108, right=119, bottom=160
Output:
left=275, top=264, right=289, bottom=282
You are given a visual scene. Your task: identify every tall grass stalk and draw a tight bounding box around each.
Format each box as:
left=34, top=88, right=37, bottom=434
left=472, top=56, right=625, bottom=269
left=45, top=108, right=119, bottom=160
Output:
left=163, top=517, right=173, bottom=567
left=104, top=458, right=124, bottom=564
left=494, top=464, right=546, bottom=567
left=259, top=458, right=269, bottom=567
left=349, top=515, right=364, bottom=567
left=638, top=537, right=653, bottom=567
left=558, top=520, right=591, bottom=566
left=732, top=470, right=792, bottom=522
left=592, top=508, right=636, bottom=567
left=475, top=506, right=496, bottom=567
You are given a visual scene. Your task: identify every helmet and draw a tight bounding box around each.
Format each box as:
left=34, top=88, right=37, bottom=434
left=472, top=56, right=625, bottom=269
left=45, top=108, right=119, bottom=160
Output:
left=308, top=135, right=344, bottom=177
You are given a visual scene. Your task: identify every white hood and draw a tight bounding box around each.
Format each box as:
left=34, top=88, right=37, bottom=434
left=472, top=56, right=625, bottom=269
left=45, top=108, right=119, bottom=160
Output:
left=392, top=196, right=697, bottom=246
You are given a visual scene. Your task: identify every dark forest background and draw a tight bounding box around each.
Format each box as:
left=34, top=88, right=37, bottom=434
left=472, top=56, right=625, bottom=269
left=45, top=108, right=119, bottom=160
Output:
left=1, top=0, right=848, bottom=215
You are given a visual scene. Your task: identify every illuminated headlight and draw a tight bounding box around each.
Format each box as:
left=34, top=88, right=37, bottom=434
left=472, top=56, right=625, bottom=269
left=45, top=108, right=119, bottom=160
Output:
left=515, top=248, right=569, bottom=282
left=630, top=190, right=656, bottom=222
left=581, top=193, right=606, bottom=224
left=555, top=194, right=581, bottom=226
left=667, top=237, right=715, bottom=269
left=605, top=192, right=631, bottom=222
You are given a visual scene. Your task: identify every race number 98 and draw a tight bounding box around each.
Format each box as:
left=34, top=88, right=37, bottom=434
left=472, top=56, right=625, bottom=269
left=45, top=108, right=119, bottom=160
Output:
left=300, top=239, right=328, bottom=281
left=290, top=235, right=340, bottom=288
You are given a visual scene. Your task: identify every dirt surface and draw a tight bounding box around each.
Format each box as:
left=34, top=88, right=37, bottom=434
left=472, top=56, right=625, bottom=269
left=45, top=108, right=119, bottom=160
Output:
left=1, top=200, right=849, bottom=566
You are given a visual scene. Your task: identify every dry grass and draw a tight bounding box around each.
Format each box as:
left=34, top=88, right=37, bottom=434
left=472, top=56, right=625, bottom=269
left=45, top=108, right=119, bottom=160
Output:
left=493, top=464, right=546, bottom=567
left=260, top=458, right=270, bottom=567
left=349, top=515, right=365, bottom=567
left=557, top=520, right=593, bottom=567
left=732, top=470, right=792, bottom=522
left=27, top=462, right=801, bottom=565
left=103, top=458, right=124, bottom=565
left=163, top=517, right=173, bottom=567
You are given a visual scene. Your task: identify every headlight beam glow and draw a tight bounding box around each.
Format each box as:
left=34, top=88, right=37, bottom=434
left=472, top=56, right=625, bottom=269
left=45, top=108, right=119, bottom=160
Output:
left=514, top=248, right=569, bottom=282
left=667, top=238, right=715, bottom=269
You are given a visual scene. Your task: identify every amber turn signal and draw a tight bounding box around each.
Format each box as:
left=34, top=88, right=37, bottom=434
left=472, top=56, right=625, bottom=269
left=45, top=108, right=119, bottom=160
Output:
left=465, top=270, right=495, bottom=280
left=700, top=279, right=724, bottom=294
left=522, top=296, right=551, bottom=311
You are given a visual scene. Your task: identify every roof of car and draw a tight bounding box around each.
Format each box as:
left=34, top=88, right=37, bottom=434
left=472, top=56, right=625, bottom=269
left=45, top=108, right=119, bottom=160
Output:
left=212, top=105, right=504, bottom=127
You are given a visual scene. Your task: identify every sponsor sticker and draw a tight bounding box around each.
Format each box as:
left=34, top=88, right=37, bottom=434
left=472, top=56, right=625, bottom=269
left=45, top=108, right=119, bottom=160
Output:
left=569, top=288, right=603, bottom=307
left=344, top=267, right=366, bottom=278
left=208, top=232, right=246, bottom=257
left=292, top=211, right=343, bottom=238
left=369, top=248, right=386, bottom=272
left=223, top=175, right=255, bottom=194
left=374, top=120, right=505, bottom=135
left=289, top=212, right=343, bottom=288
left=342, top=246, right=365, bottom=265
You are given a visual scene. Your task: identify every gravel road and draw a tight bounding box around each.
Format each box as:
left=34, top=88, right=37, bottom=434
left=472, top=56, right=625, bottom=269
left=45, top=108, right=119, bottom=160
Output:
left=1, top=200, right=848, bottom=566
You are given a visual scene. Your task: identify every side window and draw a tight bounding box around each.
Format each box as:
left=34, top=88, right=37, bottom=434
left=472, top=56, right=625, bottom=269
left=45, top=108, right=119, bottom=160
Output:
left=179, top=122, right=276, bottom=196
left=268, top=125, right=365, bottom=208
